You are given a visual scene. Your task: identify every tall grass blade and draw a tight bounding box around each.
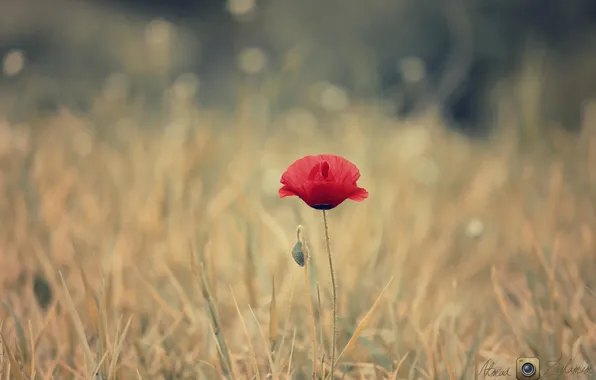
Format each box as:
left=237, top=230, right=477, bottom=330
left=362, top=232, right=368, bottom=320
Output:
left=335, top=277, right=394, bottom=366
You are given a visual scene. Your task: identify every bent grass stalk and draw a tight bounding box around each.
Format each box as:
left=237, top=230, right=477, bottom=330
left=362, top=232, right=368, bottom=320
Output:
left=334, top=276, right=394, bottom=366
left=322, top=210, right=337, bottom=380
left=229, top=286, right=260, bottom=379
left=190, top=250, right=234, bottom=379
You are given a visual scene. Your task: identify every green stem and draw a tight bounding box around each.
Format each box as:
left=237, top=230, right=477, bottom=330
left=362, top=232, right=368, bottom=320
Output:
left=322, top=210, right=336, bottom=379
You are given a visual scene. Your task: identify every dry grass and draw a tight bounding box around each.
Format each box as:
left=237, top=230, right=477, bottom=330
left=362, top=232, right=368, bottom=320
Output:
left=1, top=64, right=596, bottom=379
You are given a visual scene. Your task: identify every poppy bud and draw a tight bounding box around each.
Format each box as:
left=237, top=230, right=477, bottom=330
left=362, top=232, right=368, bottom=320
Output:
left=291, top=241, right=305, bottom=267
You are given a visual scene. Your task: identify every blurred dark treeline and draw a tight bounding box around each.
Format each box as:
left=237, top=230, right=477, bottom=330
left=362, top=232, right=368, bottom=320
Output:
left=1, top=0, right=596, bottom=137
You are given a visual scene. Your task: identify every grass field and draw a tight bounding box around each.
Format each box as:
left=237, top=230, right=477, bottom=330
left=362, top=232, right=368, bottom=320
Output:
left=0, top=7, right=596, bottom=375
left=0, top=90, right=595, bottom=379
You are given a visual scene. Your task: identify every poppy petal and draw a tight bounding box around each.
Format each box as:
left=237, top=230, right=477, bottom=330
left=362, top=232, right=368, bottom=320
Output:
left=318, top=154, right=361, bottom=184
left=302, top=181, right=356, bottom=209
left=281, top=155, right=323, bottom=185
left=348, top=187, right=369, bottom=202
left=307, top=161, right=336, bottom=182
left=279, top=185, right=298, bottom=198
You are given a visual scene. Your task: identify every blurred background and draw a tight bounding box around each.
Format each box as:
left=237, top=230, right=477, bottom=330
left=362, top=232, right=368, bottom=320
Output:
left=1, top=0, right=596, bottom=378
left=2, top=0, right=596, bottom=133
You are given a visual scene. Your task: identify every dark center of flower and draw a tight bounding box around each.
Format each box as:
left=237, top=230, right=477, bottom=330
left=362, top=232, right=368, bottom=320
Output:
left=312, top=204, right=334, bottom=210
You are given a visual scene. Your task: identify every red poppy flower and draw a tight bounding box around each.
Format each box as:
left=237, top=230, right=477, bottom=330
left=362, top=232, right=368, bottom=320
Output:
left=279, top=154, right=368, bottom=210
